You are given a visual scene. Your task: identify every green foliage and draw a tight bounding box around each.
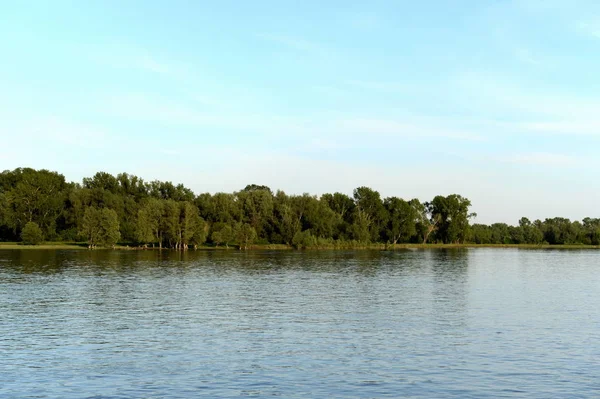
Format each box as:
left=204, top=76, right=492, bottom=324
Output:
left=0, top=167, right=595, bottom=248
left=236, top=223, right=257, bottom=250
left=383, top=197, right=417, bottom=244
left=349, top=211, right=371, bottom=243
left=353, top=186, right=386, bottom=242
left=211, top=223, right=234, bottom=247
left=21, top=222, right=44, bottom=245
left=3, top=168, right=68, bottom=239
left=81, top=207, right=121, bottom=248
left=292, top=230, right=317, bottom=249
left=581, top=218, right=600, bottom=245
left=137, top=198, right=163, bottom=245
left=428, top=194, right=475, bottom=244
left=237, top=188, right=273, bottom=238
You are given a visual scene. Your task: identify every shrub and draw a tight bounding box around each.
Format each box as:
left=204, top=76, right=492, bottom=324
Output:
left=292, top=230, right=317, bottom=249
left=21, top=222, right=44, bottom=245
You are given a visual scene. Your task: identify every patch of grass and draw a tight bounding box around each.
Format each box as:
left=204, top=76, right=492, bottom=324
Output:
left=0, top=241, right=87, bottom=250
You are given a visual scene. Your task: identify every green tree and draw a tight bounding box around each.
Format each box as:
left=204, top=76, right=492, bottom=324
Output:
left=429, top=194, right=475, bottom=244
left=178, top=201, right=206, bottom=249
left=211, top=223, right=234, bottom=248
left=81, top=207, right=120, bottom=248
left=292, top=230, right=317, bottom=249
left=272, top=190, right=300, bottom=244
left=149, top=180, right=194, bottom=201
left=0, top=192, right=11, bottom=240
left=237, top=187, right=273, bottom=239
left=21, top=222, right=43, bottom=245
left=490, top=223, right=511, bottom=244
left=383, top=197, right=417, bottom=244
left=137, top=198, right=164, bottom=247
left=236, top=223, right=257, bottom=250
left=581, top=218, right=600, bottom=245
left=6, top=168, right=68, bottom=239
left=161, top=200, right=180, bottom=248
left=542, top=217, right=577, bottom=245
left=321, top=192, right=354, bottom=223
left=412, top=199, right=440, bottom=244
left=353, top=186, right=386, bottom=242
left=305, top=197, right=339, bottom=239
left=197, top=192, right=240, bottom=224
left=470, top=224, right=492, bottom=244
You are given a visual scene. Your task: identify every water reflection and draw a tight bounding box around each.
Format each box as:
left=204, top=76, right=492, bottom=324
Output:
left=429, top=249, right=470, bottom=341
left=2, top=249, right=600, bottom=398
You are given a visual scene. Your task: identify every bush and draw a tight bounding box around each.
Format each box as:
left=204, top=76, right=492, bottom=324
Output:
left=21, top=222, right=44, bottom=245
left=292, top=230, right=317, bottom=249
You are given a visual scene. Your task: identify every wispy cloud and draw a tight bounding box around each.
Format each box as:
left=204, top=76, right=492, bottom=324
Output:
left=13, top=117, right=109, bottom=149
left=454, top=72, right=600, bottom=135
left=135, top=55, right=174, bottom=75
left=255, top=33, right=331, bottom=57
left=342, top=11, right=381, bottom=30
left=101, top=92, right=305, bottom=137
left=332, top=118, right=484, bottom=141
left=90, top=46, right=189, bottom=77
left=345, top=80, right=414, bottom=93
left=518, top=120, right=600, bottom=135
left=99, top=92, right=487, bottom=149
left=501, top=152, right=577, bottom=166
left=311, top=85, right=353, bottom=98
left=576, top=20, right=600, bottom=39
left=514, top=48, right=544, bottom=66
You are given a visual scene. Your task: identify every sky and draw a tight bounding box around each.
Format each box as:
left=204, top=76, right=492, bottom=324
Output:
left=2, top=0, right=600, bottom=224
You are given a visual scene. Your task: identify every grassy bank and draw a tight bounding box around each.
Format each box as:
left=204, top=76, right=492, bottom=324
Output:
left=1, top=242, right=599, bottom=250
left=0, top=242, right=87, bottom=250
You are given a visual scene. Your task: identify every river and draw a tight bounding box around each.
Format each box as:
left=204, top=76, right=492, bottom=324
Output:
left=1, top=249, right=599, bottom=398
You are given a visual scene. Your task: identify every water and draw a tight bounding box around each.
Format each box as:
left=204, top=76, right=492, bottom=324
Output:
left=1, top=248, right=599, bottom=398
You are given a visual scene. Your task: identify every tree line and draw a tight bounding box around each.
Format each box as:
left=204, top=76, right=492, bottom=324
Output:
left=0, top=168, right=598, bottom=248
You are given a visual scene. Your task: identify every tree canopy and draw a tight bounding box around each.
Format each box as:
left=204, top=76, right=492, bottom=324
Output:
left=0, top=167, right=596, bottom=248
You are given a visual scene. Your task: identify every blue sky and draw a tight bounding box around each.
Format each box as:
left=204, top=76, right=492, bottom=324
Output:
left=2, top=0, right=600, bottom=224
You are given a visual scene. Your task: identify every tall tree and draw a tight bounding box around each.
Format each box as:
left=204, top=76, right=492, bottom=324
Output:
left=5, top=168, right=68, bottom=239
left=412, top=199, right=440, bottom=244
left=81, top=207, right=120, bottom=248
left=352, top=186, right=386, bottom=242
left=211, top=223, right=234, bottom=248
left=177, top=201, right=206, bottom=249
left=383, top=197, right=417, bottom=244
left=236, top=223, right=257, bottom=250
left=137, top=198, right=164, bottom=247
left=237, top=187, right=273, bottom=239
left=429, top=194, right=475, bottom=244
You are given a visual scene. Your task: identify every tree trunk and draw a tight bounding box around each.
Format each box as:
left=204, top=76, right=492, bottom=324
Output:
left=423, top=228, right=433, bottom=244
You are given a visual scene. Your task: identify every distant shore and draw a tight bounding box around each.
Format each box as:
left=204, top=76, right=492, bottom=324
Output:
left=1, top=242, right=599, bottom=250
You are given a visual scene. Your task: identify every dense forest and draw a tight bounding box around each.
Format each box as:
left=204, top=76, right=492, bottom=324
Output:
left=1, top=168, right=599, bottom=248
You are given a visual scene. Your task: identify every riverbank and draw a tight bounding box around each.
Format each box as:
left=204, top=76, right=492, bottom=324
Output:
left=1, top=242, right=599, bottom=250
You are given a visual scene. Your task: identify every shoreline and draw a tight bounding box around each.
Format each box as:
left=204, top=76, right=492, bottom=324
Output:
left=1, top=243, right=599, bottom=250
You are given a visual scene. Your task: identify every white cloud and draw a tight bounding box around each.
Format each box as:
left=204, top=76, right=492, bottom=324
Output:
left=345, top=80, right=414, bottom=93
left=514, top=48, right=544, bottom=66
left=90, top=46, right=189, bottom=78
left=454, top=72, right=600, bottom=135
left=255, top=33, right=324, bottom=53
left=331, top=118, right=484, bottom=141
left=342, top=12, right=381, bottom=30
left=8, top=117, right=109, bottom=149
left=518, top=120, right=600, bottom=135
left=100, top=92, right=486, bottom=145
left=576, top=20, right=600, bottom=39
left=500, top=152, right=577, bottom=166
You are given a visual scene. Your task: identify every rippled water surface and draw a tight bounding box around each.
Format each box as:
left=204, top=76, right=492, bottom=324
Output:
left=1, top=248, right=599, bottom=398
